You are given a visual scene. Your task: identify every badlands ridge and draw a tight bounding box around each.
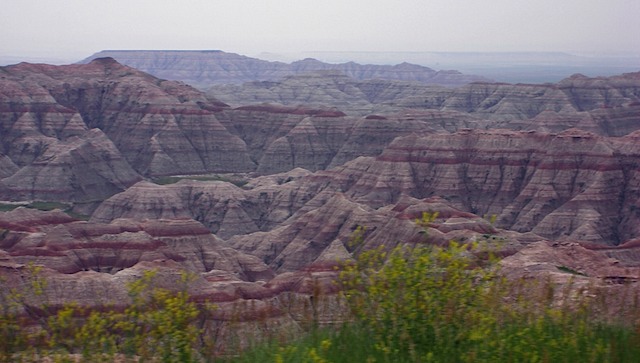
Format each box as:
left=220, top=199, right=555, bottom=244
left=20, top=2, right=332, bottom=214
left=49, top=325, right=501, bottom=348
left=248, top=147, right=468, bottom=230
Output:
left=1, top=52, right=640, bottom=341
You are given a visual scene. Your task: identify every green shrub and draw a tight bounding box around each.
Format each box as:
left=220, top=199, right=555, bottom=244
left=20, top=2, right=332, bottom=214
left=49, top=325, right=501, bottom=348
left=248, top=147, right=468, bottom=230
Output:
left=331, top=214, right=640, bottom=362
left=26, top=202, right=70, bottom=211
left=339, top=239, right=499, bottom=361
left=0, top=204, right=20, bottom=212
left=219, top=214, right=640, bottom=362
left=153, top=175, right=248, bottom=187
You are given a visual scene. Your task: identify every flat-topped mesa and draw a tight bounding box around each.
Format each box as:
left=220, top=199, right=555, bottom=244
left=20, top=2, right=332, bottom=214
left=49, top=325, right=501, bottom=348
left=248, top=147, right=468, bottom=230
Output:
left=81, top=50, right=490, bottom=89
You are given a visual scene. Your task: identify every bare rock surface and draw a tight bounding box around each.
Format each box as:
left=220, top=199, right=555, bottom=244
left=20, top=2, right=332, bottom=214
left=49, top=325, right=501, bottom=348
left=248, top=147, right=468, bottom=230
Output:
left=0, top=153, right=19, bottom=178
left=229, top=193, right=533, bottom=273
left=0, top=59, right=485, bottom=201
left=0, top=207, right=75, bottom=231
left=0, top=128, right=142, bottom=202
left=0, top=58, right=254, bottom=180
left=216, top=105, right=458, bottom=173
left=307, top=129, right=640, bottom=245
left=91, top=175, right=537, bottom=273
left=1, top=196, right=533, bottom=305
left=91, top=126, right=640, bottom=248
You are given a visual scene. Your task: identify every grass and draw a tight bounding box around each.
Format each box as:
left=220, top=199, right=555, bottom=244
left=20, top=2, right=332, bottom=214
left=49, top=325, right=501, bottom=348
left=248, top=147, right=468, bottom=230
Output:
left=1, top=269, right=208, bottom=363
left=0, top=204, right=20, bottom=212
left=220, top=325, right=381, bottom=363
left=0, top=201, right=90, bottom=220
left=153, top=175, right=248, bottom=187
left=556, top=265, right=587, bottom=276
left=221, top=241, right=640, bottom=363
left=222, top=321, right=640, bottom=363
left=25, top=201, right=70, bottom=211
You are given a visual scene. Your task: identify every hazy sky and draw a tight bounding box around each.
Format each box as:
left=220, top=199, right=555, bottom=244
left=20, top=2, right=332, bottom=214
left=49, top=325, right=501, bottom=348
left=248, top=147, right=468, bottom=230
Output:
left=2, top=0, right=639, bottom=62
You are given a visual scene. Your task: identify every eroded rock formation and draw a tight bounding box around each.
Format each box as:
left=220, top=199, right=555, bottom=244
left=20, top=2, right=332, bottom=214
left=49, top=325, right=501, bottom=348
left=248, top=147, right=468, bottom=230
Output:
left=2, top=56, right=640, bottom=352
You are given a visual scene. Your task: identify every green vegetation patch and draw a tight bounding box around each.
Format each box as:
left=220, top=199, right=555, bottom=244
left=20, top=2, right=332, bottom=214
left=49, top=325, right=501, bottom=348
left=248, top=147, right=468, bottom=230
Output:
left=153, top=174, right=248, bottom=187
left=229, top=213, right=640, bottom=362
left=557, top=265, right=587, bottom=276
left=0, top=201, right=90, bottom=220
left=25, top=201, right=70, bottom=211
left=0, top=203, right=21, bottom=212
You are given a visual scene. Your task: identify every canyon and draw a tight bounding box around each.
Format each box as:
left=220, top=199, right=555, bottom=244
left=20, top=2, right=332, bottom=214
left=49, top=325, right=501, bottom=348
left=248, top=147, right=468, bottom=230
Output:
left=2, top=54, right=640, bottom=348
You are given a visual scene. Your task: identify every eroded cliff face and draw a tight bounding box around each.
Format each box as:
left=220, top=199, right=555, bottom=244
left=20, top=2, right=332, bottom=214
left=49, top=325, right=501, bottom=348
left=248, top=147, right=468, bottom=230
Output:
left=0, top=58, right=254, bottom=187
left=89, top=128, right=640, bottom=247
left=0, top=128, right=142, bottom=202
left=316, top=129, right=640, bottom=245
left=2, top=60, right=640, bottom=250
left=215, top=106, right=449, bottom=173
left=2, top=198, right=533, bottom=350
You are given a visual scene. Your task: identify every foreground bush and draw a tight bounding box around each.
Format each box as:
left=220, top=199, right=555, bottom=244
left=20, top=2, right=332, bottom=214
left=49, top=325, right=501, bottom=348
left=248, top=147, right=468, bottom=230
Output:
left=230, top=216, right=640, bottom=362
left=338, top=240, right=640, bottom=362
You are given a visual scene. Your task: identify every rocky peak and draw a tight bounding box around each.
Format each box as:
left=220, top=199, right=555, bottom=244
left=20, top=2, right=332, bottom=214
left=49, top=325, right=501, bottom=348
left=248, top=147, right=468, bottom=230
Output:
left=290, top=58, right=326, bottom=66
left=89, top=56, right=121, bottom=66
